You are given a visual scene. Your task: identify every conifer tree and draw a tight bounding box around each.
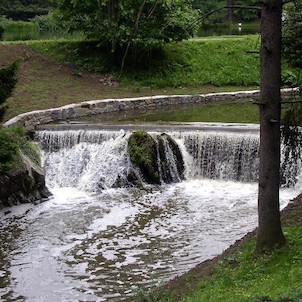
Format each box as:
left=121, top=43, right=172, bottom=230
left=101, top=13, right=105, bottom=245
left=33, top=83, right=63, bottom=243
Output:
left=0, top=62, right=18, bottom=123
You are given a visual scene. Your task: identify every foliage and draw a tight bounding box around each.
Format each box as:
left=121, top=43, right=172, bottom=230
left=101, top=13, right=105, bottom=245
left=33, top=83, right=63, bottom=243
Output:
left=32, top=13, right=63, bottom=31
left=283, top=0, right=302, bottom=69
left=192, top=0, right=260, bottom=25
left=53, top=0, right=198, bottom=50
left=0, top=0, right=51, bottom=21
left=0, top=18, right=39, bottom=33
left=0, top=129, right=19, bottom=174
left=0, top=62, right=18, bottom=122
left=0, top=25, right=4, bottom=40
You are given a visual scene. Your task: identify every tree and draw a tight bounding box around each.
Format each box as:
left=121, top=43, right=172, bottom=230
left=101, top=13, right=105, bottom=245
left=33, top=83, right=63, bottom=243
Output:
left=283, top=0, right=302, bottom=68
left=255, top=0, right=285, bottom=253
left=53, top=0, right=198, bottom=51
left=0, top=0, right=51, bottom=20
left=227, top=0, right=234, bottom=23
left=0, top=62, right=18, bottom=123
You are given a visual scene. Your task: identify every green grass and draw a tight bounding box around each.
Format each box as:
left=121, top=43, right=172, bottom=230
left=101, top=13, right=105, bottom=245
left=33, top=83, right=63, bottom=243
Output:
left=29, top=36, right=262, bottom=87
left=179, top=227, right=302, bottom=302
left=119, top=102, right=259, bottom=124
left=121, top=36, right=261, bottom=88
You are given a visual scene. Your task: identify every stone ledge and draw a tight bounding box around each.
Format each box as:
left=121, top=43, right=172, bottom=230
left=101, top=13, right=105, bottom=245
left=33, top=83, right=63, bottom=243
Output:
left=4, top=88, right=300, bottom=130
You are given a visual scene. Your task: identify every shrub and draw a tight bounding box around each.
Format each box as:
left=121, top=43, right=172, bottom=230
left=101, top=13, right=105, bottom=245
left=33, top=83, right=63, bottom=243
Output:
left=0, top=62, right=18, bottom=122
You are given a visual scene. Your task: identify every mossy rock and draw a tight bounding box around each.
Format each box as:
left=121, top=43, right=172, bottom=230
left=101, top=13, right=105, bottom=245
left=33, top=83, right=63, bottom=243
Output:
left=0, top=127, right=51, bottom=208
left=128, top=131, right=160, bottom=184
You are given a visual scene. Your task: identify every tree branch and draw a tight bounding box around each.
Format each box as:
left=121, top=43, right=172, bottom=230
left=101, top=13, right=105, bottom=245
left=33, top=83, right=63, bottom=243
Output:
left=118, top=0, right=148, bottom=79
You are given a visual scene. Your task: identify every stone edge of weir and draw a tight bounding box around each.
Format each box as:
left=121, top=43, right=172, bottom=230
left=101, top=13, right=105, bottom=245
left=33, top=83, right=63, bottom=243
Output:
left=4, top=88, right=300, bottom=130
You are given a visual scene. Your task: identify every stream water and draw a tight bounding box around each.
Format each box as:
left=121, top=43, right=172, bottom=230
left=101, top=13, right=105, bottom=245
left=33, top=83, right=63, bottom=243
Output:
left=0, top=127, right=300, bottom=301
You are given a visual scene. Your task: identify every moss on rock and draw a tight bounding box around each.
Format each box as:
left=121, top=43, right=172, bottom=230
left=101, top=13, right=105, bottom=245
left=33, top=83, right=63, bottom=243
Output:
left=128, top=131, right=160, bottom=184
left=0, top=127, right=51, bottom=208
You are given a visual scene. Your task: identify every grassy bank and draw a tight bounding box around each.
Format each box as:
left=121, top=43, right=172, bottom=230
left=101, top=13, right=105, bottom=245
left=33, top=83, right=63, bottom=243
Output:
left=30, top=36, right=261, bottom=87
left=0, top=36, right=261, bottom=121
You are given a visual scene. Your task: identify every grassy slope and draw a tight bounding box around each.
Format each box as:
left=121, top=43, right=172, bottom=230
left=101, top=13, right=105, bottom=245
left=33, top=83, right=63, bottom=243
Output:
left=0, top=36, right=261, bottom=121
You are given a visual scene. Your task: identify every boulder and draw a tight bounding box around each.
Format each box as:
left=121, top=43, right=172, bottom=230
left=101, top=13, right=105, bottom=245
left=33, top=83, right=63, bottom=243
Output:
left=128, top=131, right=160, bottom=184
left=0, top=151, right=51, bottom=208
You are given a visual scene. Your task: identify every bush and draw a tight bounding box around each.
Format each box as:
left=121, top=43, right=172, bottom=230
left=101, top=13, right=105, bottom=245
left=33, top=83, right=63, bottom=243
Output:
left=0, top=129, right=19, bottom=174
left=0, top=62, right=18, bottom=122
left=32, top=13, right=62, bottom=32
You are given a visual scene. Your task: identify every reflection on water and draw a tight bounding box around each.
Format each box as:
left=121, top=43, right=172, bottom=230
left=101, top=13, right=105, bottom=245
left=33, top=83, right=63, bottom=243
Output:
left=0, top=180, right=298, bottom=301
left=197, top=23, right=260, bottom=37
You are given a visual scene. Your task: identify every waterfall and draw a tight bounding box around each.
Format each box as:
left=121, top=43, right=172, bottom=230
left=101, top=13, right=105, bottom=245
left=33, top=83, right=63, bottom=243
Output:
left=37, top=130, right=132, bottom=191
left=172, top=131, right=259, bottom=182
left=35, top=129, right=299, bottom=191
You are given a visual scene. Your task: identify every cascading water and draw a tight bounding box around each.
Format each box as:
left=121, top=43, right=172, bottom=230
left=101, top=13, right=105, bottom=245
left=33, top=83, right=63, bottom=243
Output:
left=0, top=126, right=301, bottom=302
left=36, top=129, right=298, bottom=187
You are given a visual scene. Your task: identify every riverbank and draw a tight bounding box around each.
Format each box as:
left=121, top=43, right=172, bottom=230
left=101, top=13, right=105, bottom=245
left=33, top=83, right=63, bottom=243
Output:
left=139, top=193, right=302, bottom=302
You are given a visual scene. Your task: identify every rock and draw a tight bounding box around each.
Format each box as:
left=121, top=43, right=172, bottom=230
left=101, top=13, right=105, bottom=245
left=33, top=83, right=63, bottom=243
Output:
left=128, top=131, right=160, bottom=184
left=112, top=168, right=143, bottom=189
left=127, top=131, right=185, bottom=185
left=0, top=151, right=51, bottom=208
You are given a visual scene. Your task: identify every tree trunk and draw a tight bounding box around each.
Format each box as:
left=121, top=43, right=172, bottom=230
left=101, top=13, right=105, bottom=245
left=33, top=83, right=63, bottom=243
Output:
left=227, top=0, right=234, bottom=24
left=255, top=0, right=285, bottom=253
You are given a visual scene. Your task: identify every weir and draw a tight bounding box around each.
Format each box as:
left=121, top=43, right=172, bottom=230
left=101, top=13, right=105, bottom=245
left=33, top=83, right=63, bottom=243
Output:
left=35, top=126, right=300, bottom=189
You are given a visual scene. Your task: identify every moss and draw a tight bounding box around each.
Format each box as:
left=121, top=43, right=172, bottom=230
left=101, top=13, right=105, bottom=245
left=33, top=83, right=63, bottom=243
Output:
left=128, top=131, right=160, bottom=184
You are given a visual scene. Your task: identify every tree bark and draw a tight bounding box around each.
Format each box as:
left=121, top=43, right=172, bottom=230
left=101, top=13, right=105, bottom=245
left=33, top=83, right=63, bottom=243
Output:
left=227, top=0, right=234, bottom=24
left=255, top=0, right=285, bottom=253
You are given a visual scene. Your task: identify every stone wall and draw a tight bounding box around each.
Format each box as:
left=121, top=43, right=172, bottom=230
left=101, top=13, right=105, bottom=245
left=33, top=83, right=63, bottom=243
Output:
left=4, top=88, right=300, bottom=130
